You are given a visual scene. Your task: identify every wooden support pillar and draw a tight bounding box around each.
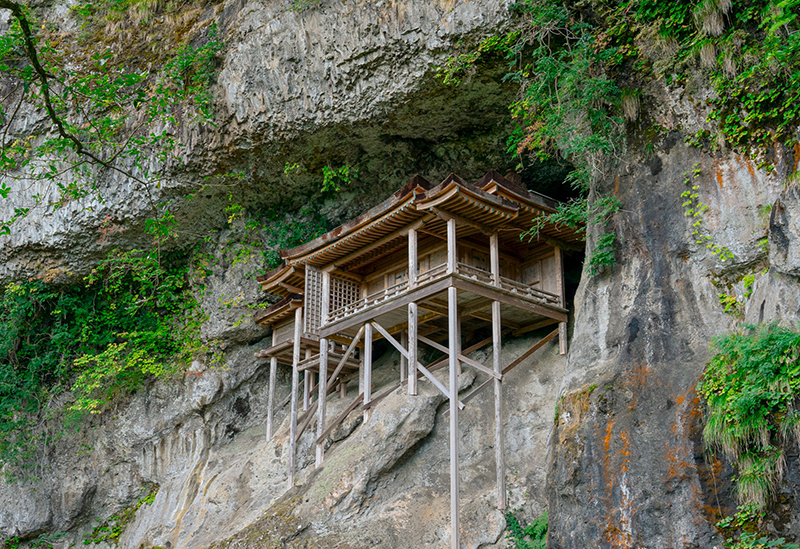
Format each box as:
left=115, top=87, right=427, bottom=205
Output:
left=400, top=330, right=408, bottom=382
left=554, top=245, right=568, bottom=355
left=490, top=229, right=506, bottom=508
left=339, top=380, right=347, bottom=398
left=492, top=300, right=506, bottom=509
left=322, top=270, right=331, bottom=325
left=288, top=306, right=303, bottom=488
left=266, top=328, right=278, bottom=441
left=408, top=302, right=418, bottom=396
left=316, top=337, right=328, bottom=467
left=364, top=322, right=373, bottom=422
left=447, top=218, right=457, bottom=274
left=303, top=348, right=311, bottom=411
left=447, top=285, right=460, bottom=549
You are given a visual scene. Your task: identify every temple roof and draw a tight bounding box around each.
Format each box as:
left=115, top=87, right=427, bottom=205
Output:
left=257, top=170, right=583, bottom=296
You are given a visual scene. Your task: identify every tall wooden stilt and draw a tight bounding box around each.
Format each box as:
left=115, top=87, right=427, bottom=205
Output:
left=316, top=338, right=328, bottom=467
left=400, top=330, right=408, bottom=382
left=492, top=300, right=505, bottom=509
left=364, top=322, right=373, bottom=422
left=267, top=357, right=277, bottom=440
left=554, top=245, right=568, bottom=355
left=266, top=328, right=278, bottom=441
left=489, top=231, right=506, bottom=509
left=408, top=302, right=418, bottom=396
left=288, top=306, right=303, bottom=488
left=408, top=226, right=419, bottom=397
left=448, top=285, right=460, bottom=549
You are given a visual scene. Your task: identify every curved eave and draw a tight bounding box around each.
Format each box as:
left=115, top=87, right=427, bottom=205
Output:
left=257, top=265, right=305, bottom=296
left=254, top=295, right=303, bottom=326
left=287, top=200, right=422, bottom=268
left=416, top=181, right=520, bottom=226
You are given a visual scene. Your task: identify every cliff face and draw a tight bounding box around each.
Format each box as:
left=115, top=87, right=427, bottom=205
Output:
left=548, top=135, right=800, bottom=547
left=0, top=0, right=515, bottom=283
left=1, top=0, right=800, bottom=548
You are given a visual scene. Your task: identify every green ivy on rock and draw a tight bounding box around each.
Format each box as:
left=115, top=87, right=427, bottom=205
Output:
left=0, top=249, right=203, bottom=479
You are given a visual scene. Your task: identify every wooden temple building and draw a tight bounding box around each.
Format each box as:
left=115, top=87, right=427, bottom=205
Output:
left=253, top=170, right=581, bottom=548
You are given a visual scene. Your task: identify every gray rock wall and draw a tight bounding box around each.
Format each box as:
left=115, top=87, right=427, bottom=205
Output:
left=0, top=0, right=515, bottom=283
left=546, top=134, right=800, bottom=548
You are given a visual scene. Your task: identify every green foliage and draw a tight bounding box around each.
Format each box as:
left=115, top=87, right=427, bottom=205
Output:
left=0, top=4, right=225, bottom=235
left=160, top=23, right=224, bottom=121
left=718, top=504, right=800, bottom=549
left=502, top=1, right=623, bottom=192
left=698, top=323, right=800, bottom=509
left=321, top=164, right=358, bottom=193
left=289, top=0, right=322, bottom=11
left=719, top=292, right=745, bottom=316
left=84, top=485, right=159, bottom=545
left=726, top=534, right=800, bottom=548
left=523, top=194, right=621, bottom=276
left=261, top=204, right=329, bottom=269
left=0, top=249, right=202, bottom=477
left=588, top=232, right=617, bottom=275
left=440, top=0, right=624, bottom=275
left=505, top=510, right=547, bottom=549
left=680, top=164, right=736, bottom=263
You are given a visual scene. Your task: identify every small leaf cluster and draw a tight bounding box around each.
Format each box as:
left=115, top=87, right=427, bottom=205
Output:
left=505, top=509, right=547, bottom=549
left=523, top=194, right=621, bottom=276
left=698, top=323, right=800, bottom=510
left=321, top=164, right=358, bottom=193
left=261, top=204, right=329, bottom=269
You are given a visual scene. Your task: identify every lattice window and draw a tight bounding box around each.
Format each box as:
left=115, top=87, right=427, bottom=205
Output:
left=305, top=266, right=322, bottom=335
left=330, top=275, right=359, bottom=316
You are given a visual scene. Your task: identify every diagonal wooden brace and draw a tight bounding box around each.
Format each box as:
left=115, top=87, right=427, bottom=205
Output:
left=418, top=334, right=501, bottom=380
left=370, top=321, right=465, bottom=409
left=325, top=325, right=364, bottom=393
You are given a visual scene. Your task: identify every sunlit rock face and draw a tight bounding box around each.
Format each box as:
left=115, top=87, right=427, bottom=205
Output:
left=0, top=0, right=516, bottom=284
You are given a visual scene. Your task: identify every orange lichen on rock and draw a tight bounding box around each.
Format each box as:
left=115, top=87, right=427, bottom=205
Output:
left=602, top=425, right=635, bottom=548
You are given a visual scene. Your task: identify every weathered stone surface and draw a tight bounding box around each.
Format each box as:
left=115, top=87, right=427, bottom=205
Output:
left=770, top=185, right=800, bottom=279
left=0, top=0, right=515, bottom=284
left=546, top=137, right=798, bottom=548
left=0, top=288, right=566, bottom=549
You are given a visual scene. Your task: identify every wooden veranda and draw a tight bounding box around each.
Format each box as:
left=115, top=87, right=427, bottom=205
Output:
left=253, top=170, right=582, bottom=548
